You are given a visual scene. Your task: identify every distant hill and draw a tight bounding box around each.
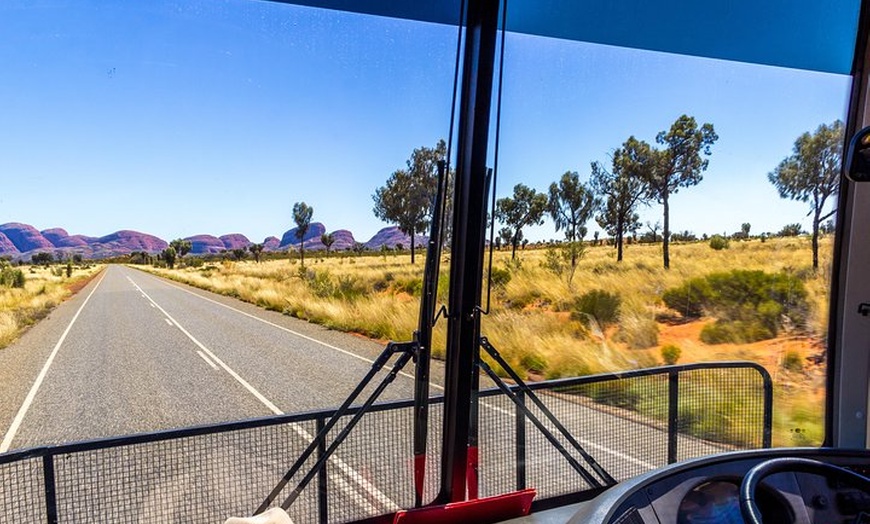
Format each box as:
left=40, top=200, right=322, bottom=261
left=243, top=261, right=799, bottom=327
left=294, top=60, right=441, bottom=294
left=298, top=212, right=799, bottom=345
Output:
left=0, top=222, right=427, bottom=261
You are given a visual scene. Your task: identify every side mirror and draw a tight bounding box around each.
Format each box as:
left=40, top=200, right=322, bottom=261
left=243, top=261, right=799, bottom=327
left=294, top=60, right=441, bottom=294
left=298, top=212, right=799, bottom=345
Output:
left=846, top=126, right=870, bottom=182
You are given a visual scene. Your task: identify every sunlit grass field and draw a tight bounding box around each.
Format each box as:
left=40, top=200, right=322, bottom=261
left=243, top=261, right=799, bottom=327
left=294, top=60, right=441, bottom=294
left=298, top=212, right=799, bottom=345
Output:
left=0, top=264, right=104, bottom=349
left=143, top=235, right=831, bottom=446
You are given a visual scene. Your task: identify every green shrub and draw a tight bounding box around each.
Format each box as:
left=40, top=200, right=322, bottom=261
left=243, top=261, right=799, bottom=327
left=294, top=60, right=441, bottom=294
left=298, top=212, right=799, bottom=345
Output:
left=13, top=269, right=25, bottom=288
left=570, top=289, right=621, bottom=327
left=304, top=269, right=367, bottom=301
left=662, top=278, right=710, bottom=318
left=709, top=234, right=730, bottom=250
left=519, top=351, right=547, bottom=373
left=661, top=344, right=681, bottom=365
left=0, top=266, right=25, bottom=288
left=700, top=321, right=775, bottom=344
left=584, top=380, right=641, bottom=410
left=489, top=267, right=511, bottom=289
left=782, top=350, right=804, bottom=372
left=677, top=404, right=730, bottom=442
left=614, top=315, right=659, bottom=349
left=393, top=277, right=423, bottom=296
left=663, top=270, right=809, bottom=344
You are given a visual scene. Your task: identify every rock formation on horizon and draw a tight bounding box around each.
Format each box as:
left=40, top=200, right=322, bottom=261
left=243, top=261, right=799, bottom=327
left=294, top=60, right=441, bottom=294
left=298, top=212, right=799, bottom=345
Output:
left=0, top=221, right=427, bottom=260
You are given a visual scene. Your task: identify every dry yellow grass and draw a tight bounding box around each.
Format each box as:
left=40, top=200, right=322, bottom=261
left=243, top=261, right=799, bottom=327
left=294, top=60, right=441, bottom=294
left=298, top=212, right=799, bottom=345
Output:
left=0, top=264, right=104, bottom=349
left=143, top=235, right=832, bottom=445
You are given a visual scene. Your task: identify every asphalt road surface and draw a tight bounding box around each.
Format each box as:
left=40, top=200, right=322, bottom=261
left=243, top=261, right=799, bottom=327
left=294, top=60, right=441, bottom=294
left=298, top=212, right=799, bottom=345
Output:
left=0, top=265, right=738, bottom=523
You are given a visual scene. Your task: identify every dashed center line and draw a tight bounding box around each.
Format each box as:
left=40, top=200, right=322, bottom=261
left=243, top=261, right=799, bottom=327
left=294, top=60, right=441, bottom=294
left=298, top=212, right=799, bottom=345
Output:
left=124, top=272, right=400, bottom=513
left=136, top=269, right=655, bottom=471
left=164, top=318, right=173, bottom=326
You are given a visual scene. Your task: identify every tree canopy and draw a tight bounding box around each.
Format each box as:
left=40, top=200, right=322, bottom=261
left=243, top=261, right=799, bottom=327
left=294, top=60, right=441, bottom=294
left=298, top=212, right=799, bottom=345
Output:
left=372, top=140, right=447, bottom=263
left=495, top=183, right=548, bottom=259
left=321, top=233, right=335, bottom=255
left=170, top=239, right=192, bottom=259
left=292, top=201, right=314, bottom=267
left=548, top=171, right=597, bottom=243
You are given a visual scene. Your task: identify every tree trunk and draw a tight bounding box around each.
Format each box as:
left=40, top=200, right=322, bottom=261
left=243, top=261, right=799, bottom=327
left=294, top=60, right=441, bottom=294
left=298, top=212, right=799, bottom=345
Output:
left=812, top=211, right=820, bottom=270
left=511, top=235, right=518, bottom=260
left=410, top=229, right=416, bottom=264
left=616, top=215, right=624, bottom=262
left=662, top=191, right=670, bottom=270
left=300, top=243, right=305, bottom=268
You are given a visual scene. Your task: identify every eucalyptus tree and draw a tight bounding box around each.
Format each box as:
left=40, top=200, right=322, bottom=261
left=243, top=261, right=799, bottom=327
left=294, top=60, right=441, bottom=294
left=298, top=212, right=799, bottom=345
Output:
left=170, top=238, right=192, bottom=260
left=292, top=201, right=314, bottom=268
left=642, top=115, right=718, bottom=269
left=548, top=171, right=597, bottom=268
left=321, top=233, right=336, bottom=255
left=591, top=137, right=651, bottom=262
left=372, top=140, right=448, bottom=264
left=768, top=120, right=843, bottom=269
left=495, top=183, right=548, bottom=260
left=248, top=243, right=264, bottom=263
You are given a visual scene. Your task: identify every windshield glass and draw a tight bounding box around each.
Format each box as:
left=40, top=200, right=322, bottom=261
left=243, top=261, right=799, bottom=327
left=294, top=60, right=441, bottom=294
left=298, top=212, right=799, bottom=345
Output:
left=0, top=0, right=851, bottom=520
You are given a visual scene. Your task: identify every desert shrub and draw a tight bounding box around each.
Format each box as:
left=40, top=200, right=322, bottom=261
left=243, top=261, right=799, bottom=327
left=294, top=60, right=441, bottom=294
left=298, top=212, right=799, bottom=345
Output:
left=614, top=314, right=659, bottom=349
left=507, top=288, right=543, bottom=310
left=489, top=267, right=511, bottom=289
left=778, top=223, right=803, bottom=237
left=661, top=344, right=681, bottom=365
left=663, top=270, right=809, bottom=344
left=709, top=234, right=729, bottom=250
left=0, top=265, right=25, bottom=288
left=186, top=257, right=204, bottom=268
left=570, top=289, right=621, bottom=327
left=304, top=269, right=366, bottom=301
left=393, top=277, right=423, bottom=296
left=677, top=404, right=729, bottom=442
left=13, top=269, right=25, bottom=288
left=542, top=245, right=565, bottom=276
left=662, top=278, right=710, bottom=318
left=519, top=351, right=547, bottom=373
left=700, top=321, right=774, bottom=344
left=584, top=380, right=641, bottom=410
left=782, top=350, right=804, bottom=372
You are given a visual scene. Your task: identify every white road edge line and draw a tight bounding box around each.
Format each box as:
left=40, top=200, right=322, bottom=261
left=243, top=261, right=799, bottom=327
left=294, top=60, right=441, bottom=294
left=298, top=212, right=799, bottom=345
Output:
left=145, top=270, right=654, bottom=469
left=126, top=272, right=400, bottom=513
left=0, top=271, right=107, bottom=453
left=196, top=350, right=219, bottom=370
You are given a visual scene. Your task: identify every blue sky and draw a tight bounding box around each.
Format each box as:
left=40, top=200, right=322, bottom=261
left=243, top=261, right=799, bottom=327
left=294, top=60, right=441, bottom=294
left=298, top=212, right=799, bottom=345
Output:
left=0, top=0, right=852, bottom=244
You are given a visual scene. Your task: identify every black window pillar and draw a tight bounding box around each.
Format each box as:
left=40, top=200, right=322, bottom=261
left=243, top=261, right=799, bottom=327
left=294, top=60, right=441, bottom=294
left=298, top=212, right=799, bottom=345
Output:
left=438, top=0, right=500, bottom=504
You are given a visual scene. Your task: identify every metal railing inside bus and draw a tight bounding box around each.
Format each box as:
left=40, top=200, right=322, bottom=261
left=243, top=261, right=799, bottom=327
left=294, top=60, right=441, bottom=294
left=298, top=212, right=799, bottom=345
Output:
left=0, top=361, right=771, bottom=524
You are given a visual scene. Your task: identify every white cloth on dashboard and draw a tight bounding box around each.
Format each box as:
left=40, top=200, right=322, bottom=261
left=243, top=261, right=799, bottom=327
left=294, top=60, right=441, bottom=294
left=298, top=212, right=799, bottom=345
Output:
left=224, top=507, right=294, bottom=524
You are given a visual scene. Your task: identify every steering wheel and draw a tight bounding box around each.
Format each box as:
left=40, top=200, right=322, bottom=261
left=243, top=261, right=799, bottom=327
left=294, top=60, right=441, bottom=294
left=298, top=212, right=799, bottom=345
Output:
left=739, top=457, right=870, bottom=524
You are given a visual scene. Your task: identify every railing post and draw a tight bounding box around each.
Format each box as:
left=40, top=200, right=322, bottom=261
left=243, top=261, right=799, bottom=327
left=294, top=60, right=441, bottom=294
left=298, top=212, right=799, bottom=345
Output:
left=317, top=417, right=328, bottom=524
left=515, top=389, right=526, bottom=491
left=667, top=371, right=679, bottom=464
left=43, top=454, right=58, bottom=524
left=762, top=372, right=773, bottom=448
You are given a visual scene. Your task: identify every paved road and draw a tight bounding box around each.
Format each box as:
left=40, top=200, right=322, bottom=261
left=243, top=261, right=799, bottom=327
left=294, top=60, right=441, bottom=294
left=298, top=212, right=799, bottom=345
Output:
left=0, top=265, right=431, bottom=451
left=0, top=264, right=740, bottom=523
